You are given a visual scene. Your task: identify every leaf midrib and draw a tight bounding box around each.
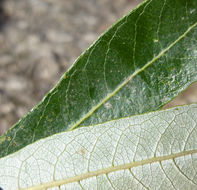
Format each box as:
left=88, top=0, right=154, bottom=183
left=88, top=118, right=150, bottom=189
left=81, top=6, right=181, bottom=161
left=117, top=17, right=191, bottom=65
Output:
left=70, top=21, right=197, bottom=131
left=21, top=149, right=197, bottom=190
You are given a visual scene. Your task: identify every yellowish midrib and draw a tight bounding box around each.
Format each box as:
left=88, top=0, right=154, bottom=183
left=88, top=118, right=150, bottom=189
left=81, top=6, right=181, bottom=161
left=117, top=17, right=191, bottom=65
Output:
left=22, top=149, right=197, bottom=190
left=70, top=21, right=197, bottom=131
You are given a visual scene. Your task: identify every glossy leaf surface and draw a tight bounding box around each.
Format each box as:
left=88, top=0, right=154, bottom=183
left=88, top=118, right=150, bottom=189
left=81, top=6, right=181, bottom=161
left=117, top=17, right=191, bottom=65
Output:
left=0, top=0, right=197, bottom=158
left=0, top=104, right=197, bottom=190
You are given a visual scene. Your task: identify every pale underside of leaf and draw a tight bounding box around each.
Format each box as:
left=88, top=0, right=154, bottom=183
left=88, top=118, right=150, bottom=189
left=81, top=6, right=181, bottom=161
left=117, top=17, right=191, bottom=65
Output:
left=0, top=104, right=197, bottom=190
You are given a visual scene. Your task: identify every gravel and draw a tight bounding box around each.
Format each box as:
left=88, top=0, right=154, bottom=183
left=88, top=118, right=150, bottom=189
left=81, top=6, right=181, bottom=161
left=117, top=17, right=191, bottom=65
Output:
left=0, top=0, right=196, bottom=134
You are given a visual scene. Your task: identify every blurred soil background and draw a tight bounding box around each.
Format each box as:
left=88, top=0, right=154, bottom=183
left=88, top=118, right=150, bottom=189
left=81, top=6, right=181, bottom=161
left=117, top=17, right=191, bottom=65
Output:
left=0, top=0, right=196, bottom=135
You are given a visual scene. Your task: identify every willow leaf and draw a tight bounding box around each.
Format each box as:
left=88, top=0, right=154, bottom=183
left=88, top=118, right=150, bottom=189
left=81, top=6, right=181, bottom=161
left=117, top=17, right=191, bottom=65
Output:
left=0, top=104, right=197, bottom=190
left=0, top=0, right=197, bottom=158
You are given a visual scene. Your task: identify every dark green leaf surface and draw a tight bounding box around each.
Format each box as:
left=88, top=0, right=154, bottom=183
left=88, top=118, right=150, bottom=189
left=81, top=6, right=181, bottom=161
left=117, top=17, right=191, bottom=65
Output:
left=0, top=0, right=197, bottom=158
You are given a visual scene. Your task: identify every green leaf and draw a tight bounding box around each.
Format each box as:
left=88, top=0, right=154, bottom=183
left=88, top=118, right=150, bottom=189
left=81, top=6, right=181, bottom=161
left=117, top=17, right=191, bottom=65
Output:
left=0, top=0, right=197, bottom=158
left=0, top=104, right=197, bottom=190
